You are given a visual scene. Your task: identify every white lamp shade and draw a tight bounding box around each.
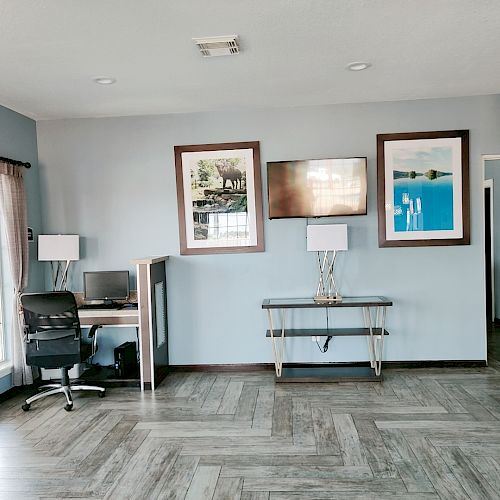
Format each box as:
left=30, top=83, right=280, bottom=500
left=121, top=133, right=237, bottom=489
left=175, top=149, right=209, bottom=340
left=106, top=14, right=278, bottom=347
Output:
left=307, top=224, right=348, bottom=252
left=38, top=235, right=80, bottom=261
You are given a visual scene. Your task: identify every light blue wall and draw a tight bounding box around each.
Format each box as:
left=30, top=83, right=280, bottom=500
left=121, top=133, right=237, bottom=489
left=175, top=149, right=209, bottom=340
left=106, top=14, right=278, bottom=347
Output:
left=0, top=104, right=44, bottom=393
left=485, top=159, right=500, bottom=318
left=36, top=95, right=500, bottom=365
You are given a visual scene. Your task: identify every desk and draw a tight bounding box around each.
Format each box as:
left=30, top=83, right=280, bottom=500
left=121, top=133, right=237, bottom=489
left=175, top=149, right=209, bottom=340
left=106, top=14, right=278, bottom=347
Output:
left=78, top=308, right=142, bottom=387
left=78, top=308, right=140, bottom=328
left=262, top=296, right=392, bottom=382
left=77, top=255, right=170, bottom=391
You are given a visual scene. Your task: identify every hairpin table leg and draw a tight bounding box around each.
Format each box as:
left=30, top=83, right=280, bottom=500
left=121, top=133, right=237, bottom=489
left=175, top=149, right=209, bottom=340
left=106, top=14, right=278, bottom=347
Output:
left=363, top=305, right=386, bottom=376
left=267, top=308, right=286, bottom=377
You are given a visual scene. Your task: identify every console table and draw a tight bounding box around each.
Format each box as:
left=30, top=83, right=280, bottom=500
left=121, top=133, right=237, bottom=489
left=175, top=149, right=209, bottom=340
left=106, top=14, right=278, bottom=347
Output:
left=262, top=296, right=392, bottom=382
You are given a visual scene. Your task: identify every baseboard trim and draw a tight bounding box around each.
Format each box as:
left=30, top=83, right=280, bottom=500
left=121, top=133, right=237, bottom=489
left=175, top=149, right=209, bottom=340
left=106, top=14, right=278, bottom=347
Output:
left=0, top=384, right=33, bottom=404
left=169, top=360, right=488, bottom=372
left=170, top=363, right=273, bottom=372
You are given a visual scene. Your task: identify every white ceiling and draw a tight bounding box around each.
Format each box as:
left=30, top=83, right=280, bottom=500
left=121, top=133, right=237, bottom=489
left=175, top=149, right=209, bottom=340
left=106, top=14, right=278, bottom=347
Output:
left=1, top=0, right=500, bottom=120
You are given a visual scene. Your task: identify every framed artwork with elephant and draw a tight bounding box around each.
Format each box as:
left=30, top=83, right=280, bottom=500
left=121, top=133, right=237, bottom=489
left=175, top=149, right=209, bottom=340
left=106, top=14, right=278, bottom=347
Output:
left=174, top=141, right=265, bottom=255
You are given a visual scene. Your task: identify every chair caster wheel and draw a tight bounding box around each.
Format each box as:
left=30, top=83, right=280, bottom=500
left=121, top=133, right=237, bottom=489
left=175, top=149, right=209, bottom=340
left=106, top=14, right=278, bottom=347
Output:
left=22, top=403, right=31, bottom=411
left=98, top=391, right=106, bottom=398
left=64, top=404, right=73, bottom=412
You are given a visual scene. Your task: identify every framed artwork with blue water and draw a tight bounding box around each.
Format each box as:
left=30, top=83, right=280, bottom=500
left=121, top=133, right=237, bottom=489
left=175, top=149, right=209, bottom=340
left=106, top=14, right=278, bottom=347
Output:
left=377, top=130, right=469, bottom=247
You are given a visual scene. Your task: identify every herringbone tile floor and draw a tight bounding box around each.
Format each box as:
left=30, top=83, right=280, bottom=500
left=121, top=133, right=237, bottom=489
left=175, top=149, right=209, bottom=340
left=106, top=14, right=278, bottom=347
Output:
left=1, top=361, right=500, bottom=499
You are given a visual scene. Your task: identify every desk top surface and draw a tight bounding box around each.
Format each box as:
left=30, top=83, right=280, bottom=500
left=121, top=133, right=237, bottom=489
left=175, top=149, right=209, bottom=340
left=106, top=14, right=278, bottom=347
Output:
left=262, top=296, right=392, bottom=309
left=78, top=308, right=139, bottom=318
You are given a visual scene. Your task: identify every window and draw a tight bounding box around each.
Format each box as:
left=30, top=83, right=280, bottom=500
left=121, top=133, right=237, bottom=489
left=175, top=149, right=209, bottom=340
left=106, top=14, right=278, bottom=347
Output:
left=0, top=218, right=11, bottom=365
left=0, top=226, right=5, bottom=363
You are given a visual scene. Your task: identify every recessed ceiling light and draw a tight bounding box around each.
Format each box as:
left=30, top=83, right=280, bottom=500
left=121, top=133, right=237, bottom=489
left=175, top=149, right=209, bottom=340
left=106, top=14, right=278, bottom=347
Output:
left=93, top=77, right=116, bottom=85
left=346, top=62, right=371, bottom=72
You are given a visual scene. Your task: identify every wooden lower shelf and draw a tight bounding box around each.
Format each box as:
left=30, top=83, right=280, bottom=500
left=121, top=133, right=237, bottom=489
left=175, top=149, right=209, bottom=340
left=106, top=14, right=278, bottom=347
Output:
left=275, top=366, right=382, bottom=383
left=266, top=328, right=389, bottom=337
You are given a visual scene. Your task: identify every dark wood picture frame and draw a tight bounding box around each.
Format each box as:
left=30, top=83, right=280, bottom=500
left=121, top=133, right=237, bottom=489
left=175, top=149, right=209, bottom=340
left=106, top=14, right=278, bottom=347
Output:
left=174, top=141, right=265, bottom=255
left=377, top=130, right=470, bottom=248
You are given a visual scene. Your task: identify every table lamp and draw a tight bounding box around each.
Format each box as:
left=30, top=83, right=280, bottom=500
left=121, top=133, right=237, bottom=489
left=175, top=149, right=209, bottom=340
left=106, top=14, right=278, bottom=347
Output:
left=307, top=224, right=348, bottom=303
left=38, top=235, right=80, bottom=291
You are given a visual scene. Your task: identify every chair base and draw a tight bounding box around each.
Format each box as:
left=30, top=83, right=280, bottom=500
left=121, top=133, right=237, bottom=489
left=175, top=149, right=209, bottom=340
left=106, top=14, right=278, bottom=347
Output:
left=22, top=367, right=105, bottom=412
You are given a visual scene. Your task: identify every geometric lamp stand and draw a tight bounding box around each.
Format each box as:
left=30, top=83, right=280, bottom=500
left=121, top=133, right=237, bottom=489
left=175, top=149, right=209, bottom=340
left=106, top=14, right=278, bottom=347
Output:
left=307, top=224, right=348, bottom=304
left=315, top=250, right=342, bottom=303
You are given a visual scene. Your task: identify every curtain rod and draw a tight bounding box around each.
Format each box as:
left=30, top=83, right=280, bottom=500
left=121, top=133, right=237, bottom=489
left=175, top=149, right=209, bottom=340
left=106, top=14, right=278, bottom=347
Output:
left=0, top=156, right=31, bottom=169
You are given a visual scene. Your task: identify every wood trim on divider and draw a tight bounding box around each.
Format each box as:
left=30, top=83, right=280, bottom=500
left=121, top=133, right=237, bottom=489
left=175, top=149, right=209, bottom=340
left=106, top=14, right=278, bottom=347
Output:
left=377, top=129, right=470, bottom=247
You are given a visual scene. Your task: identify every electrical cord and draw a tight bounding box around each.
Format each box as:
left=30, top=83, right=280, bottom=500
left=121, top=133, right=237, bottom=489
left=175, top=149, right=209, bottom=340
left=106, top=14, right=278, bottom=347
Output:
left=315, top=307, right=333, bottom=353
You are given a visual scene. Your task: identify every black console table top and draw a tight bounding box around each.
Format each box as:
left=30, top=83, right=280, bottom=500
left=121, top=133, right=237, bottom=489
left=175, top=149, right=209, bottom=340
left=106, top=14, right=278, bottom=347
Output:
left=262, top=296, right=393, bottom=309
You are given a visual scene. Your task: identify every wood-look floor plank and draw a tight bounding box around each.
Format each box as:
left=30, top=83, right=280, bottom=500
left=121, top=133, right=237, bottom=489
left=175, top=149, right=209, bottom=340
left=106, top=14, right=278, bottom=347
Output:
left=212, top=476, right=243, bottom=500
left=243, top=477, right=406, bottom=493
left=180, top=444, right=318, bottom=456
left=86, top=428, right=149, bottom=496
left=436, top=446, right=499, bottom=500
left=269, top=493, right=439, bottom=500
left=184, top=465, right=221, bottom=500
left=311, top=406, right=339, bottom=455
left=380, top=429, right=435, bottom=493
left=353, top=417, right=398, bottom=478
left=202, top=375, right=231, bottom=413
left=418, top=378, right=468, bottom=414
left=439, top=382, right=497, bottom=421
left=74, top=419, right=138, bottom=478
left=103, top=437, right=180, bottom=499
left=252, top=388, right=274, bottom=430
left=150, top=455, right=199, bottom=499
left=292, top=399, right=315, bottom=446
left=271, top=396, right=292, bottom=438
left=63, top=412, right=123, bottom=466
left=174, top=372, right=203, bottom=398
left=220, top=465, right=372, bottom=479
left=198, top=454, right=343, bottom=467
left=241, top=492, right=270, bottom=500
left=331, top=413, right=368, bottom=466
left=235, top=384, right=258, bottom=422
left=188, top=373, right=217, bottom=403
left=404, top=435, right=470, bottom=500
left=217, top=380, right=244, bottom=415
left=461, top=386, right=500, bottom=420
left=468, top=456, right=500, bottom=491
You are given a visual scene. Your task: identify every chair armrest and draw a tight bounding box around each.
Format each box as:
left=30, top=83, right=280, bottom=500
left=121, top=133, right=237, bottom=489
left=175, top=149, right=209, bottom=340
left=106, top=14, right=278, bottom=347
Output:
left=88, top=325, right=101, bottom=357
left=88, top=325, right=100, bottom=338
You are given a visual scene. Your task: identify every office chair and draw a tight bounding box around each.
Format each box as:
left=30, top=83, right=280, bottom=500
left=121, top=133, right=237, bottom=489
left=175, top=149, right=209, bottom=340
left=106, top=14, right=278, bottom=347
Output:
left=21, top=291, right=105, bottom=412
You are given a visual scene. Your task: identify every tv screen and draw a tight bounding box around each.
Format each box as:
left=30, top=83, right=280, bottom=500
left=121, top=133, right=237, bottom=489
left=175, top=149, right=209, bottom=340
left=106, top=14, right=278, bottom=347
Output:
left=267, top=157, right=367, bottom=219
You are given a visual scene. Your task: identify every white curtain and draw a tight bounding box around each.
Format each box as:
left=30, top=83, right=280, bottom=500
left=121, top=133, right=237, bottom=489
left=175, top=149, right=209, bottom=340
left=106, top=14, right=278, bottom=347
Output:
left=0, top=161, right=31, bottom=385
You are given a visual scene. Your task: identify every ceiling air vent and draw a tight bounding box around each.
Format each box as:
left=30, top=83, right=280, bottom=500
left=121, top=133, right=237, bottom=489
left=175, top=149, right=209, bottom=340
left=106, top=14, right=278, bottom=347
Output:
left=192, top=35, right=240, bottom=57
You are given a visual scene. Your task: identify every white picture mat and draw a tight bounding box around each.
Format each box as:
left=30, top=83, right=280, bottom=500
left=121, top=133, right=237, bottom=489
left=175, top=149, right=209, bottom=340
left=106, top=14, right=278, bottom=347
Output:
left=384, top=137, right=463, bottom=241
left=181, top=148, right=257, bottom=248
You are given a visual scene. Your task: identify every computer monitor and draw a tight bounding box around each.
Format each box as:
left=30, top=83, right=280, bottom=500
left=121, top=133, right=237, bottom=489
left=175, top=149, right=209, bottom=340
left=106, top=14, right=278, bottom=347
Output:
left=83, top=271, right=130, bottom=302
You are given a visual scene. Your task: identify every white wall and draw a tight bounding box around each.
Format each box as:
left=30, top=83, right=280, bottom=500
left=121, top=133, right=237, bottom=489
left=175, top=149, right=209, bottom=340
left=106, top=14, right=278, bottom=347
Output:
left=36, top=95, right=500, bottom=365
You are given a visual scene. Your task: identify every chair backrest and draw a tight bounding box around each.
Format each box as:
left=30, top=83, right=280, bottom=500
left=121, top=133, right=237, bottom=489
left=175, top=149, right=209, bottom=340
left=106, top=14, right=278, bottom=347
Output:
left=21, top=292, right=83, bottom=369
left=21, top=291, right=81, bottom=341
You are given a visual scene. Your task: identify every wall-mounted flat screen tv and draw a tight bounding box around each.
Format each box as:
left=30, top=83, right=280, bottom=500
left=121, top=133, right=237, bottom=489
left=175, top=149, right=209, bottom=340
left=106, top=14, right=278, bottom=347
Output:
left=267, top=157, right=367, bottom=219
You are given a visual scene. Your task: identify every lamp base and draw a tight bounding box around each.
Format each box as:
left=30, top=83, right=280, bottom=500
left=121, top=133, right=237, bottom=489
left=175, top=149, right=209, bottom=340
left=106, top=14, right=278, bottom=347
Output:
left=314, top=293, right=343, bottom=304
